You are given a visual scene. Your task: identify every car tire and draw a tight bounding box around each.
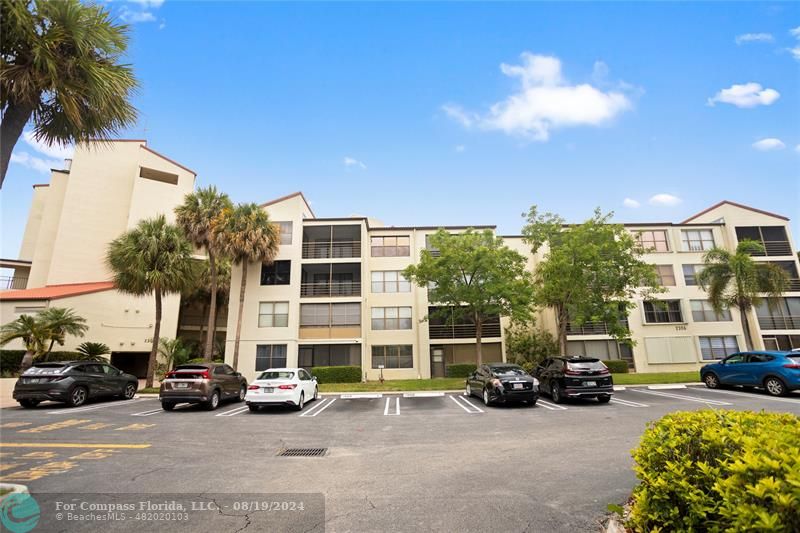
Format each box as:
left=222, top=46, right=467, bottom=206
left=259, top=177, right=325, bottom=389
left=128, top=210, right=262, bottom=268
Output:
left=482, top=388, right=493, bottom=406
left=313, top=387, right=319, bottom=401
left=67, top=386, right=88, bottom=407
left=123, top=382, right=137, bottom=400
left=703, top=372, right=720, bottom=389
left=294, top=392, right=305, bottom=411
left=236, top=385, right=246, bottom=403
left=465, top=383, right=472, bottom=397
left=18, top=399, right=39, bottom=408
left=764, top=377, right=787, bottom=397
left=527, top=397, right=537, bottom=407
left=551, top=382, right=564, bottom=404
left=205, top=390, right=221, bottom=410
left=248, top=404, right=260, bottom=412
left=597, top=395, right=611, bottom=404
left=161, top=401, right=175, bottom=411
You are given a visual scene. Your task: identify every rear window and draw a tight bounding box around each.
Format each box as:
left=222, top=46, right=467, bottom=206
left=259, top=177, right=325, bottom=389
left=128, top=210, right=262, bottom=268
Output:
left=174, top=365, right=208, bottom=370
left=567, top=360, right=607, bottom=371
left=23, top=364, right=69, bottom=375
left=491, top=366, right=527, bottom=376
left=788, top=356, right=800, bottom=364
left=258, top=371, right=294, bottom=380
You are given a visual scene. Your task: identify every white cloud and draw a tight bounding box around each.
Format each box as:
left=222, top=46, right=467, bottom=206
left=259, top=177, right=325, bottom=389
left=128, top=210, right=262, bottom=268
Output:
left=158, top=21, right=166, bottom=30
left=707, top=83, right=780, bottom=108
left=443, top=52, right=634, bottom=141
left=343, top=157, right=366, bottom=170
left=10, top=152, right=63, bottom=174
left=22, top=131, right=73, bottom=160
left=127, top=0, right=165, bottom=7
left=648, top=194, right=682, bottom=207
left=795, top=144, right=800, bottom=153
left=790, top=46, right=800, bottom=61
left=735, top=33, right=774, bottom=44
left=454, top=145, right=466, bottom=153
left=120, top=8, right=156, bottom=23
left=752, top=138, right=786, bottom=151
left=623, top=198, right=641, bottom=209
left=791, top=26, right=800, bottom=38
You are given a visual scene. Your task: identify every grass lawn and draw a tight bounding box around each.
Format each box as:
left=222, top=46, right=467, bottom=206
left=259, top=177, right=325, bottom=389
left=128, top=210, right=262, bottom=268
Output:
left=140, top=387, right=160, bottom=394
left=612, top=371, right=700, bottom=385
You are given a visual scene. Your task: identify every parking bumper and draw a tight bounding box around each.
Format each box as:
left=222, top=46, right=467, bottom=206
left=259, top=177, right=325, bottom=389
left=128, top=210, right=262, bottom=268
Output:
left=563, top=387, right=613, bottom=397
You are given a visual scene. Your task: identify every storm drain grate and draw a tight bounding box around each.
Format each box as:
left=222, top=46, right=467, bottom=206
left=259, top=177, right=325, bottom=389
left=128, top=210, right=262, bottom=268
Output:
left=276, top=448, right=328, bottom=457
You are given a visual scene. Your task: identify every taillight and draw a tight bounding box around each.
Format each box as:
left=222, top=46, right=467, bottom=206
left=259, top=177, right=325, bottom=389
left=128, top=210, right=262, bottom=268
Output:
left=565, top=370, right=581, bottom=376
left=200, top=370, right=211, bottom=380
left=247, top=385, right=260, bottom=390
left=783, top=364, right=800, bottom=369
left=278, top=384, right=297, bottom=390
left=165, top=372, right=176, bottom=379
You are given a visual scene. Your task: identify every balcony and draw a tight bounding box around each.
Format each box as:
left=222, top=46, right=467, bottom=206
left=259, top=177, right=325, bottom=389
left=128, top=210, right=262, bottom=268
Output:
left=1, top=276, right=27, bottom=290
left=788, top=279, right=800, bottom=292
left=757, top=316, right=800, bottom=330
left=302, top=225, right=361, bottom=259
left=748, top=241, right=794, bottom=257
left=300, top=281, right=361, bottom=297
left=566, top=319, right=630, bottom=336
left=428, top=307, right=501, bottom=339
left=301, top=263, right=361, bottom=298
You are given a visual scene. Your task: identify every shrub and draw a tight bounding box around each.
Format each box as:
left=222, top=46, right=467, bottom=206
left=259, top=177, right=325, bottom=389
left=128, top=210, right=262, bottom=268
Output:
left=312, top=366, right=362, bottom=384
left=520, top=361, right=536, bottom=375
left=602, top=359, right=629, bottom=373
left=0, top=350, right=25, bottom=373
left=628, top=410, right=800, bottom=532
left=505, top=322, right=558, bottom=366
left=446, top=364, right=477, bottom=378
left=185, top=357, right=223, bottom=364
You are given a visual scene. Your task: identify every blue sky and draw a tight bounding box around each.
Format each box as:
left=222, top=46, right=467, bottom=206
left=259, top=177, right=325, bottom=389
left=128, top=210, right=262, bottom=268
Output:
left=2, top=1, right=799, bottom=258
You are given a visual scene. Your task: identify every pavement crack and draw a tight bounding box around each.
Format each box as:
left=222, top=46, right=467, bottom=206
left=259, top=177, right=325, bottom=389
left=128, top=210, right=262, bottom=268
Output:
left=129, top=467, right=165, bottom=482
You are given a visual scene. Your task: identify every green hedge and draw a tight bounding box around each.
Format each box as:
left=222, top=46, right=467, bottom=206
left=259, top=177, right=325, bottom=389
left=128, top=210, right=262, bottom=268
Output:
left=446, top=364, right=477, bottom=378
left=602, top=359, right=629, bottom=374
left=186, top=357, right=223, bottom=364
left=310, top=366, right=362, bottom=384
left=1, top=350, right=25, bottom=373
left=628, top=410, right=800, bottom=532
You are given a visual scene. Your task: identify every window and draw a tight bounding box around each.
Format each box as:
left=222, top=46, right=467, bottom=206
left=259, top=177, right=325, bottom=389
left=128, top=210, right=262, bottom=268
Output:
left=260, top=260, right=291, bottom=285
left=300, top=303, right=361, bottom=327
left=370, top=236, right=410, bottom=257
left=331, top=303, right=361, bottom=326
left=654, top=265, right=676, bottom=286
left=566, top=340, right=633, bottom=362
left=681, top=229, right=715, bottom=252
left=255, top=344, right=287, bottom=371
left=690, top=300, right=731, bottom=322
left=682, top=264, right=704, bottom=286
left=635, top=230, right=670, bottom=252
left=371, top=345, right=413, bottom=369
left=755, top=297, right=800, bottom=330
left=371, top=271, right=411, bottom=293
left=300, top=304, right=330, bottom=327
left=276, top=222, right=293, bottom=245
left=699, top=336, right=738, bottom=361
left=258, top=302, right=289, bottom=327
left=643, top=300, right=684, bottom=323
left=761, top=334, right=800, bottom=351
left=371, top=307, right=412, bottom=330
left=298, top=344, right=361, bottom=367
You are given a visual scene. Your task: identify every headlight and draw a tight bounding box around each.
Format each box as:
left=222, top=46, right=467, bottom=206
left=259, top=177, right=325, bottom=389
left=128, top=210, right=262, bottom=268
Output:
left=490, top=379, right=502, bottom=388
left=532, top=378, right=539, bottom=387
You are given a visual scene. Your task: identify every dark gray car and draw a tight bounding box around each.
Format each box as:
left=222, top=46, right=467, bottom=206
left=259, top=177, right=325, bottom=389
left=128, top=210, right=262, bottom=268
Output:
left=13, top=361, right=138, bottom=408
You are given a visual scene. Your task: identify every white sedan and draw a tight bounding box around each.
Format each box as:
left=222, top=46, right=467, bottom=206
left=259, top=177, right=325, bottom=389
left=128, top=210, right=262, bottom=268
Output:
left=245, top=368, right=319, bottom=412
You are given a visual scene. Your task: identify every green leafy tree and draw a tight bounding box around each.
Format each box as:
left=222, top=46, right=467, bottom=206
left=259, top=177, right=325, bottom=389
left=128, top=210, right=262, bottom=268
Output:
left=697, top=240, right=789, bottom=350
left=0, top=314, right=47, bottom=371
left=158, top=337, right=191, bottom=372
left=107, top=215, right=195, bottom=388
left=38, top=307, right=88, bottom=354
left=522, top=206, right=662, bottom=356
left=504, top=321, right=559, bottom=367
left=76, top=341, right=110, bottom=359
left=181, top=257, right=231, bottom=359
left=175, top=186, right=233, bottom=361
left=0, top=0, right=138, bottom=187
left=403, top=229, right=534, bottom=366
left=213, top=203, right=280, bottom=370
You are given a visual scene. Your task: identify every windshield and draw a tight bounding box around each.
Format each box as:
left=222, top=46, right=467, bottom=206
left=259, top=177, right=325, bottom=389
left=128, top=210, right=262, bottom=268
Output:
left=492, top=366, right=527, bottom=376
left=567, top=360, right=607, bottom=371
left=258, top=371, right=294, bottom=380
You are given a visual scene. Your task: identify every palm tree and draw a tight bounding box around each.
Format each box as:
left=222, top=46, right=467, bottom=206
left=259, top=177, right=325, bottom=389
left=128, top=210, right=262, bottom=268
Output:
left=213, top=203, right=280, bottom=370
left=38, top=307, right=88, bottom=355
left=107, top=216, right=195, bottom=388
left=76, top=342, right=111, bottom=360
left=158, top=337, right=191, bottom=371
left=175, top=187, right=233, bottom=361
left=1, top=0, right=138, bottom=187
left=0, top=314, right=48, bottom=371
left=697, top=240, right=789, bottom=350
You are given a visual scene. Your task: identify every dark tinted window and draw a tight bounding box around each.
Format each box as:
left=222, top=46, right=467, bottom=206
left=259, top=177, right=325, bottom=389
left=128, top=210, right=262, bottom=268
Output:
left=566, top=360, right=606, bottom=371
left=213, top=366, right=226, bottom=375
left=748, top=354, right=774, bottom=363
left=176, top=365, right=209, bottom=370
left=261, top=260, right=291, bottom=285
left=258, top=371, right=294, bottom=380
left=548, top=360, right=564, bottom=371
left=84, top=364, right=104, bottom=373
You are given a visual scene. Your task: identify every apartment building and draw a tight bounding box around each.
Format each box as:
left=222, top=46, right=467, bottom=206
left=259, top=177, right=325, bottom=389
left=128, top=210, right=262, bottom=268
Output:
left=0, top=140, right=196, bottom=377
left=227, top=193, right=800, bottom=381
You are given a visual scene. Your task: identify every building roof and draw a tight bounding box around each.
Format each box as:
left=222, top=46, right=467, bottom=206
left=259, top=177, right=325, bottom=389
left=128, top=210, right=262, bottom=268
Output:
left=681, top=200, right=790, bottom=223
left=140, top=145, right=197, bottom=176
left=259, top=191, right=316, bottom=217
left=0, top=282, right=115, bottom=301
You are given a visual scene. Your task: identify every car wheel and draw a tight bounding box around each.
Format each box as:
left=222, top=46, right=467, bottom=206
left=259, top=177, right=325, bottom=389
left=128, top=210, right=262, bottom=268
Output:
left=161, top=401, right=175, bottom=411
left=248, top=404, right=260, bottom=412
left=482, top=388, right=492, bottom=406
left=527, top=397, right=537, bottom=407
left=465, top=383, right=472, bottom=397
left=18, top=399, right=39, bottom=408
left=67, top=386, right=88, bottom=407
left=703, top=373, right=720, bottom=389
left=237, top=385, right=246, bottom=402
left=313, top=387, right=319, bottom=401
left=295, top=392, right=305, bottom=411
left=764, top=377, right=786, bottom=397
left=205, top=390, right=220, bottom=410
left=123, top=383, right=137, bottom=400
left=551, top=382, right=563, bottom=404
left=597, top=395, right=611, bottom=404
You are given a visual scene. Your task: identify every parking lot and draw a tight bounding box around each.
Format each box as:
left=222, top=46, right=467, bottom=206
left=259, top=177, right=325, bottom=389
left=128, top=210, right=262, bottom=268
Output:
left=1, top=385, right=799, bottom=532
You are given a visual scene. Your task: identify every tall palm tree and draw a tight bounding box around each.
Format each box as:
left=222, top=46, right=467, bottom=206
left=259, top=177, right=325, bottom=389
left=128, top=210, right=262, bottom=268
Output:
left=0, top=314, right=48, bottom=371
left=38, top=307, right=88, bottom=355
left=697, top=240, right=789, bottom=350
left=213, top=203, right=280, bottom=370
left=1, top=0, right=138, bottom=187
left=107, top=216, right=195, bottom=388
left=175, top=186, right=232, bottom=361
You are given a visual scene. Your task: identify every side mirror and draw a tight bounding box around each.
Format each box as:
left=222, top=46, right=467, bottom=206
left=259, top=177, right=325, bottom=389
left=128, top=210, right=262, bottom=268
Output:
left=234, top=372, right=241, bottom=377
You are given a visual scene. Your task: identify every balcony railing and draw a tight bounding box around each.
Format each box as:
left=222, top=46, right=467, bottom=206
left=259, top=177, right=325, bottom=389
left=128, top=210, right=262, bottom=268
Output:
left=429, top=322, right=502, bottom=339
left=757, top=315, right=800, bottom=330
left=1, top=276, right=27, bottom=290
left=302, top=241, right=361, bottom=259
left=566, top=319, right=630, bottom=336
left=747, top=241, right=794, bottom=257
left=300, top=281, right=361, bottom=297
left=786, top=279, right=800, bottom=292
left=178, top=313, right=228, bottom=328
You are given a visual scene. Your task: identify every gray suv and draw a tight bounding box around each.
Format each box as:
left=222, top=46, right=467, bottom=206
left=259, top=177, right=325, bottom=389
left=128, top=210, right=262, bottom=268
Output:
left=159, top=363, right=248, bottom=411
left=14, top=361, right=138, bottom=408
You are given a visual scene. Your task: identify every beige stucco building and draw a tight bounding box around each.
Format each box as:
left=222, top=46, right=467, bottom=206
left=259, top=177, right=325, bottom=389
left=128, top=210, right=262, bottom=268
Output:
left=225, top=193, right=800, bottom=382
left=0, top=140, right=196, bottom=376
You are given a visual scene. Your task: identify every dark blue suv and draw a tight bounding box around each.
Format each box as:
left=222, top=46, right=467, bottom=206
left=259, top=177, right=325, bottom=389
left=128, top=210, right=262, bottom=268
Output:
left=700, top=351, right=800, bottom=396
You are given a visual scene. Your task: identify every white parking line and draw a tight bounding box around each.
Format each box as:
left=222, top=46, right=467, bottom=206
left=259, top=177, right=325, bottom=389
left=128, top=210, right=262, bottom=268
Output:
left=610, top=397, right=649, bottom=408
left=632, top=389, right=732, bottom=406
left=340, top=393, right=383, bottom=399
left=384, top=397, right=400, bottom=416
left=458, top=395, right=486, bottom=413
left=131, top=408, right=163, bottom=417
left=536, top=399, right=568, bottom=411
left=215, top=405, right=250, bottom=417
left=693, top=388, right=800, bottom=404
left=298, top=398, right=336, bottom=417
left=449, top=395, right=484, bottom=413
left=402, top=392, right=445, bottom=398
left=47, top=399, right=144, bottom=415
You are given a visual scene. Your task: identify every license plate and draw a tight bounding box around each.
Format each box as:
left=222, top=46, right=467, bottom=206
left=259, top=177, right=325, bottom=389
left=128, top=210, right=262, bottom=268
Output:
left=263, top=387, right=274, bottom=393
left=584, top=381, right=597, bottom=387
left=174, top=383, right=188, bottom=388
left=512, top=383, right=524, bottom=390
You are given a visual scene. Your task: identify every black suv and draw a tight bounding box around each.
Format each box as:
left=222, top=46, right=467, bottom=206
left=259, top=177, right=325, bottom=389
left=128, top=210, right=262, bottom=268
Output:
left=533, top=357, right=613, bottom=403
left=13, top=361, right=138, bottom=408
